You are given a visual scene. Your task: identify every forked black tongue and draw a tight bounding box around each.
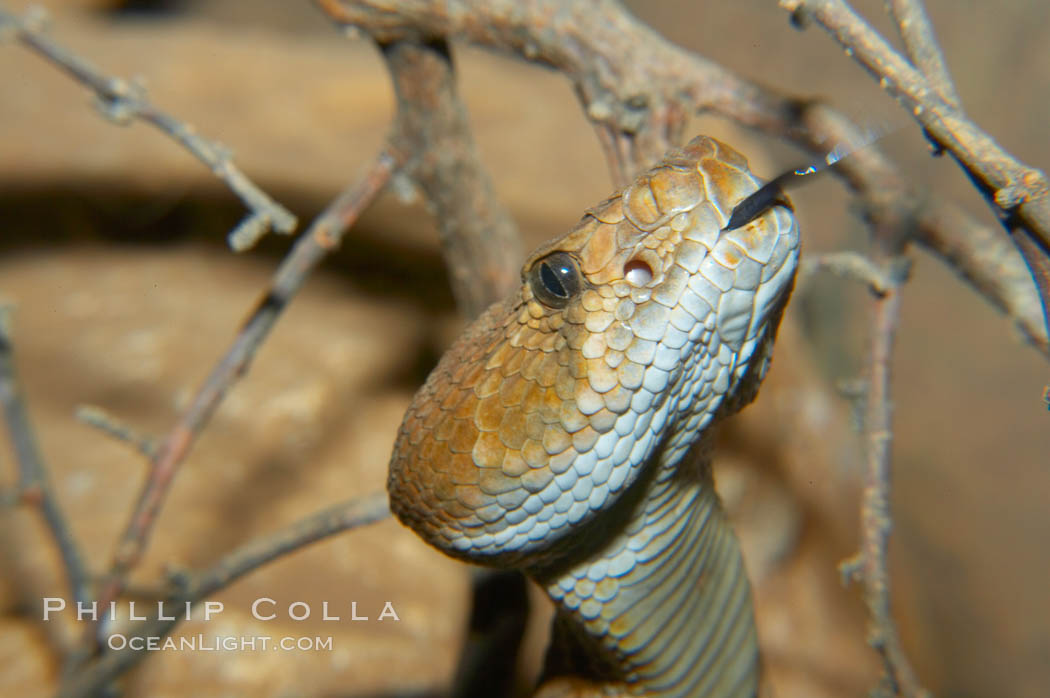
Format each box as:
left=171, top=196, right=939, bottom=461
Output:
left=723, top=124, right=894, bottom=231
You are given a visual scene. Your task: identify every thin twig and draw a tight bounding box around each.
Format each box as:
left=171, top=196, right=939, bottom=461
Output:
left=94, top=149, right=401, bottom=630
left=802, top=238, right=924, bottom=693
left=176, top=492, right=389, bottom=602
left=58, top=492, right=389, bottom=698
left=592, top=123, right=634, bottom=191
left=798, top=104, right=1047, bottom=352
left=915, top=200, right=1047, bottom=350
left=780, top=0, right=1050, bottom=339
left=780, top=0, right=1050, bottom=229
left=75, top=405, right=157, bottom=460
left=0, top=4, right=297, bottom=251
left=802, top=250, right=895, bottom=294
left=839, top=273, right=929, bottom=698
left=0, top=306, right=92, bottom=607
left=884, top=0, right=960, bottom=109
left=319, top=0, right=1048, bottom=358
left=314, top=8, right=539, bottom=689
left=321, top=4, right=523, bottom=319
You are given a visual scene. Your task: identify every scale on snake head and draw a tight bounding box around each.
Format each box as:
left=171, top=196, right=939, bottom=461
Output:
left=387, top=130, right=887, bottom=698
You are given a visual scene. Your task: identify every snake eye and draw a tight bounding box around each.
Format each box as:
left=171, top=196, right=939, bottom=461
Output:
left=528, top=251, right=581, bottom=308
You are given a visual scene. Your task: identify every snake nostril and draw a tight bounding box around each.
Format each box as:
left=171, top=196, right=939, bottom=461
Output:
left=624, top=259, right=653, bottom=287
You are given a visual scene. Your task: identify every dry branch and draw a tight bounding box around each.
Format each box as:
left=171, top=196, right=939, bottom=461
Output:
left=0, top=3, right=297, bottom=251
left=797, top=104, right=1047, bottom=352
left=802, top=251, right=893, bottom=294
left=371, top=35, right=530, bottom=696
left=781, top=0, right=1050, bottom=340
left=380, top=39, right=523, bottom=317
left=74, top=405, right=157, bottom=460
left=0, top=306, right=92, bottom=607
left=885, top=0, right=960, bottom=109
left=59, top=492, right=389, bottom=698
left=837, top=267, right=928, bottom=698
left=782, top=0, right=1050, bottom=227
left=855, top=282, right=925, bottom=698
left=93, top=149, right=400, bottom=634
left=320, top=0, right=1047, bottom=359
left=3, top=2, right=1045, bottom=697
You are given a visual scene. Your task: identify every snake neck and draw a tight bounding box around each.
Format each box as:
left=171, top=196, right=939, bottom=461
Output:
left=531, top=436, right=758, bottom=698
left=385, top=137, right=797, bottom=695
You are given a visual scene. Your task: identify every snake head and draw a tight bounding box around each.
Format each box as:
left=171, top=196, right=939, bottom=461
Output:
left=388, top=136, right=799, bottom=568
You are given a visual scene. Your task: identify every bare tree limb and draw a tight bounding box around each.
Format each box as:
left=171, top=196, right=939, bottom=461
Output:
left=374, top=36, right=530, bottom=698
left=58, top=492, right=389, bottom=698
left=802, top=250, right=896, bottom=294
left=4, top=3, right=1044, bottom=697
left=317, top=0, right=704, bottom=177
left=316, top=5, right=545, bottom=691
left=839, top=269, right=929, bottom=698
left=780, top=0, right=1050, bottom=231
left=321, top=0, right=524, bottom=317
left=320, top=0, right=1047, bottom=360
left=884, top=0, right=960, bottom=109
left=0, top=3, right=297, bottom=251
left=379, top=37, right=523, bottom=317
left=94, top=148, right=401, bottom=633
left=74, top=405, right=157, bottom=460
left=359, top=27, right=531, bottom=695
left=780, top=0, right=1050, bottom=340
left=174, top=492, right=390, bottom=600
left=795, top=104, right=1047, bottom=353
left=916, top=200, right=1047, bottom=350
left=0, top=306, right=92, bottom=607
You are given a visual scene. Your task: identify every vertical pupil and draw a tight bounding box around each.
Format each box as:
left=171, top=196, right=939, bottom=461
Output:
left=540, top=262, right=568, bottom=297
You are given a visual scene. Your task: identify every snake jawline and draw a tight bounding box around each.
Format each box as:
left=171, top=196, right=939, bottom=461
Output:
left=530, top=314, right=789, bottom=698
left=387, top=136, right=800, bottom=698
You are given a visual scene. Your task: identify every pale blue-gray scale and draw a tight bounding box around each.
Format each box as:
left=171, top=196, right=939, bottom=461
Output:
left=643, top=505, right=753, bottom=696
left=689, top=553, right=755, bottom=696
left=677, top=531, right=752, bottom=686
left=615, top=521, right=706, bottom=662
left=627, top=501, right=722, bottom=682
left=645, top=526, right=736, bottom=682
left=584, top=480, right=754, bottom=697
left=639, top=501, right=726, bottom=669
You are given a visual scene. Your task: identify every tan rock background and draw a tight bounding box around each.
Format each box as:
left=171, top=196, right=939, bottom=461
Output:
left=0, top=1, right=1047, bottom=697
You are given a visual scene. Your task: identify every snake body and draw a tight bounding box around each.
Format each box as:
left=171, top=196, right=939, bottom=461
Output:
left=389, top=136, right=800, bottom=696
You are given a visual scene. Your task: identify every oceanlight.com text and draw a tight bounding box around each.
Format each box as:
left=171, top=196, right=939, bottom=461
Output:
left=106, top=634, right=334, bottom=652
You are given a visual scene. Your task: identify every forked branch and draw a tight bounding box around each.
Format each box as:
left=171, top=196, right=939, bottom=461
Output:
left=781, top=0, right=1050, bottom=341
left=319, top=0, right=1047, bottom=357
left=0, top=3, right=297, bottom=251
left=0, top=307, right=92, bottom=608
left=59, top=492, right=389, bottom=698
left=94, top=147, right=400, bottom=632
